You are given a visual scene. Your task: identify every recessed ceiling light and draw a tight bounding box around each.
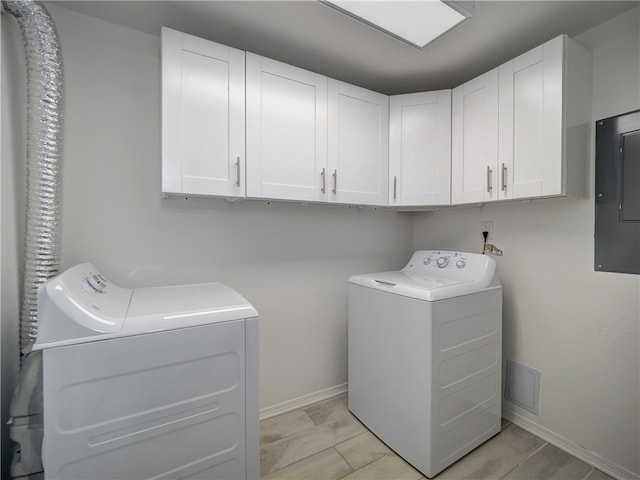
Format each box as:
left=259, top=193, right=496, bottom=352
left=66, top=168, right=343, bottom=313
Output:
left=322, top=1, right=474, bottom=49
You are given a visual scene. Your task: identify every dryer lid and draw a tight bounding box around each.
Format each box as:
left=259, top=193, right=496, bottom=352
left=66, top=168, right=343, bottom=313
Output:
left=33, top=263, right=257, bottom=350
left=124, top=283, right=258, bottom=336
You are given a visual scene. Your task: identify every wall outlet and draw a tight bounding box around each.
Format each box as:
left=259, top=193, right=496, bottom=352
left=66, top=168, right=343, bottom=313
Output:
left=481, top=220, right=493, bottom=240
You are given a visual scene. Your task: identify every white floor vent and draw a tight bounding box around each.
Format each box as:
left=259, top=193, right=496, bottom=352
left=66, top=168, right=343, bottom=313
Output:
left=504, top=360, right=541, bottom=415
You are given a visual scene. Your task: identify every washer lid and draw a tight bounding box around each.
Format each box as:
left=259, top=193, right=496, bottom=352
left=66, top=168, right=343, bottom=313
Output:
left=349, top=271, right=481, bottom=301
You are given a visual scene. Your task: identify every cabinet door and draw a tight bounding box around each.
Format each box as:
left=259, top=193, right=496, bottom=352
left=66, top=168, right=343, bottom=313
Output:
left=389, top=90, right=451, bottom=206
left=499, top=35, right=564, bottom=199
left=328, top=80, right=389, bottom=205
left=246, top=53, right=328, bottom=202
left=451, top=68, right=499, bottom=204
left=162, top=27, right=245, bottom=197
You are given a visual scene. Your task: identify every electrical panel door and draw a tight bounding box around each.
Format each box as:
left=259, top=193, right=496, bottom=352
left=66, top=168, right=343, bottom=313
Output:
left=595, top=109, right=640, bottom=274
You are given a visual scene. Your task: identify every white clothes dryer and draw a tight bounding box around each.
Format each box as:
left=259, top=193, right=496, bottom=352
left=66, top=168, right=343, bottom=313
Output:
left=31, top=263, right=259, bottom=480
left=348, top=250, right=502, bottom=478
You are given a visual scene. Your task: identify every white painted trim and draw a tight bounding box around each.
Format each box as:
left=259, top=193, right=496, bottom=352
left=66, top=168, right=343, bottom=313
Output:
left=503, top=408, right=639, bottom=480
left=259, top=383, right=347, bottom=420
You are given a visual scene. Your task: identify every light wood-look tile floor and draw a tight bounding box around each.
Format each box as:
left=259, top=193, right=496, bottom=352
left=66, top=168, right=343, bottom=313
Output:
left=260, top=394, right=615, bottom=480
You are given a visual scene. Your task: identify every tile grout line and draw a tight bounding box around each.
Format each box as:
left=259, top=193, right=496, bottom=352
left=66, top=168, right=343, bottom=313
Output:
left=261, top=400, right=366, bottom=477
left=333, top=438, right=356, bottom=471
left=333, top=446, right=357, bottom=479
left=259, top=409, right=316, bottom=448
left=580, top=467, right=596, bottom=480
left=265, top=445, right=349, bottom=480
left=497, top=440, right=550, bottom=479
left=259, top=424, right=329, bottom=476
left=333, top=432, right=399, bottom=480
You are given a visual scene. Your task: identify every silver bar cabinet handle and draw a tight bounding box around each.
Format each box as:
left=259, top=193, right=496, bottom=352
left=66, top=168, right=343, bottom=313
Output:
left=486, top=165, right=493, bottom=193
left=501, top=163, right=507, bottom=192
left=321, top=168, right=326, bottom=193
left=332, top=169, right=337, bottom=194
left=235, top=156, right=241, bottom=187
left=393, top=176, right=397, bottom=200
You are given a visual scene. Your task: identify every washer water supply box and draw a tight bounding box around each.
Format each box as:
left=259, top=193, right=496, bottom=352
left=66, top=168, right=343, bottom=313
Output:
left=11, top=263, right=259, bottom=480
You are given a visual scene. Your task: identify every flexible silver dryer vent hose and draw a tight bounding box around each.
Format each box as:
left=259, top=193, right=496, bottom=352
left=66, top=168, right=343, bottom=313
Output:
left=3, top=0, right=64, bottom=353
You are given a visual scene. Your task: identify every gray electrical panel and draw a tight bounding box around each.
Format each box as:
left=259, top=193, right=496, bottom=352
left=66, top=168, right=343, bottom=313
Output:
left=595, top=109, right=640, bottom=274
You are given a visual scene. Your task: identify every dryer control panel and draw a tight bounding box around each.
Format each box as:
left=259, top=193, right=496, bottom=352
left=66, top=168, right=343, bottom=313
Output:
left=34, top=263, right=133, bottom=350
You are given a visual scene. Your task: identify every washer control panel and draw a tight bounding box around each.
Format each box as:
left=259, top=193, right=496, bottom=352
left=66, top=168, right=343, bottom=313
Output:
left=412, top=251, right=469, bottom=270
left=404, top=250, right=494, bottom=281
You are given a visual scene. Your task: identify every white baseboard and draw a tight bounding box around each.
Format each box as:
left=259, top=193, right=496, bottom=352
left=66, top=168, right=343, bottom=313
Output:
left=259, top=383, right=347, bottom=421
left=503, top=408, right=639, bottom=480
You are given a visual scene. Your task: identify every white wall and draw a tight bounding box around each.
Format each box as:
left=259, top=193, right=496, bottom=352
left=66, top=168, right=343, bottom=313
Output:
left=1, top=0, right=413, bottom=425
left=3, top=3, right=639, bottom=479
left=0, top=3, right=413, bottom=468
left=1, top=10, right=26, bottom=478
left=413, top=8, right=640, bottom=479
left=0, top=4, right=411, bottom=471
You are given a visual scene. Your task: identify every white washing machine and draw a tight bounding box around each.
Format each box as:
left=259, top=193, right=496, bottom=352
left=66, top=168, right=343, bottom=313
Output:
left=348, top=250, right=502, bottom=478
left=31, top=263, right=259, bottom=480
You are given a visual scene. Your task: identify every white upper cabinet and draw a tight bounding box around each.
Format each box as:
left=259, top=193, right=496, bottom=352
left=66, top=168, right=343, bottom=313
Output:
left=161, top=28, right=590, bottom=208
left=246, top=53, right=328, bottom=202
left=389, top=90, right=451, bottom=206
left=499, top=35, right=592, bottom=200
left=452, top=34, right=591, bottom=205
left=162, top=27, right=245, bottom=197
left=451, top=68, right=500, bottom=204
left=328, top=80, right=389, bottom=206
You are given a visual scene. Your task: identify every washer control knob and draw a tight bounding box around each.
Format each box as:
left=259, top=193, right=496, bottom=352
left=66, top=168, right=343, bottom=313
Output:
left=456, top=260, right=466, bottom=269
left=423, top=257, right=432, bottom=265
left=436, top=257, right=449, bottom=268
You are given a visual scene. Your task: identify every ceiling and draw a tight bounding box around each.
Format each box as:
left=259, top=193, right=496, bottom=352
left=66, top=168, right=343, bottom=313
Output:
left=53, top=0, right=639, bottom=94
